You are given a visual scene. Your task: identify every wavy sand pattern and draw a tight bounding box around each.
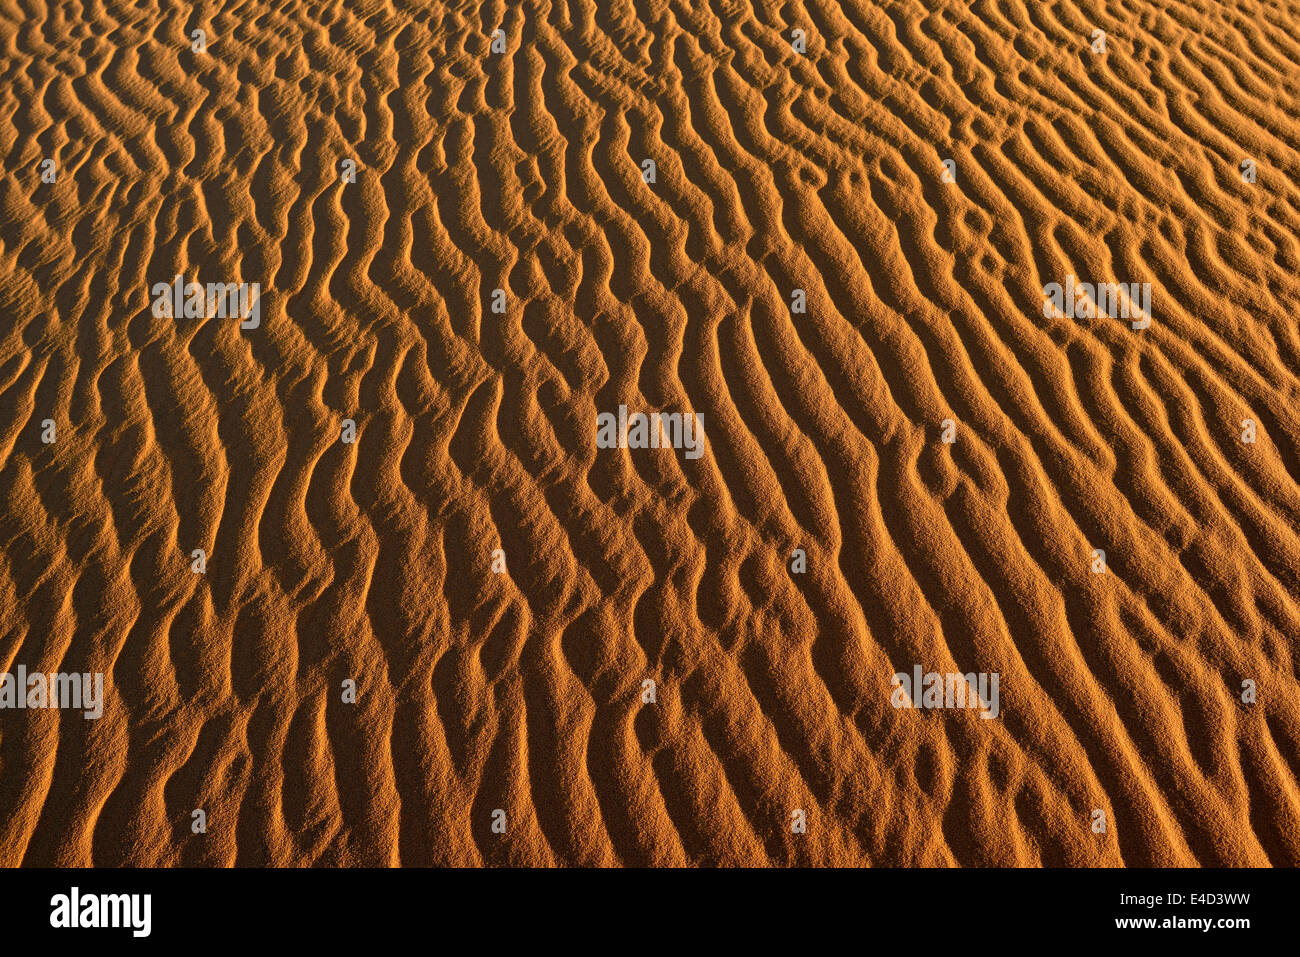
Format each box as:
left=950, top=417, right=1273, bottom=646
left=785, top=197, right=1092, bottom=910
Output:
left=0, top=0, right=1298, bottom=867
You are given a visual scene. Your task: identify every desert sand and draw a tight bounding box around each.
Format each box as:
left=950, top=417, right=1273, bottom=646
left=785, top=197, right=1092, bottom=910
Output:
left=0, top=0, right=1298, bottom=867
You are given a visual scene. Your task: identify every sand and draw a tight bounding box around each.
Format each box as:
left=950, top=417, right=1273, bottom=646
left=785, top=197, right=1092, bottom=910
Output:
left=0, top=0, right=1297, bottom=867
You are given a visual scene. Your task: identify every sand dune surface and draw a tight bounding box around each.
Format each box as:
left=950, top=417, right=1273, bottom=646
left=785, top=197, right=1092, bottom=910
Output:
left=1, top=0, right=1299, bottom=866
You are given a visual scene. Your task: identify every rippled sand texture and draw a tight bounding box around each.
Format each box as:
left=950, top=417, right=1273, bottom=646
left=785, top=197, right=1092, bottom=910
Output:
left=1, top=0, right=1299, bottom=866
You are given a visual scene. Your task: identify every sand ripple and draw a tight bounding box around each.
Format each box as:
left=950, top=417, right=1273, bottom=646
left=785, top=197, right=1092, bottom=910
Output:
left=0, top=0, right=1298, bottom=865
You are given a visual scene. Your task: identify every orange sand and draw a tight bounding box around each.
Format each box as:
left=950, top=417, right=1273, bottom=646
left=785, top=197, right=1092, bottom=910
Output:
left=0, top=0, right=1298, bottom=866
